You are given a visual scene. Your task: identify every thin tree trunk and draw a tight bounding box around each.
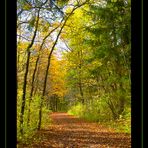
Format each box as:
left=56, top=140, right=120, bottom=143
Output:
left=27, top=24, right=62, bottom=125
left=37, top=7, right=78, bottom=130
left=33, top=68, right=39, bottom=96
left=78, top=49, right=84, bottom=104
left=106, top=98, right=118, bottom=120
left=20, top=8, right=40, bottom=134
left=118, top=83, right=126, bottom=115
left=55, top=96, right=58, bottom=112
left=20, top=51, right=31, bottom=134
left=79, top=80, right=84, bottom=104
left=27, top=54, right=40, bottom=126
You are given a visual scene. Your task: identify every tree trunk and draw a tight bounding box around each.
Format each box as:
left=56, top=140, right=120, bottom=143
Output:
left=55, top=96, right=58, bottom=112
left=79, top=81, right=84, bottom=104
left=19, top=8, right=40, bottom=134
left=118, top=83, right=126, bottom=115
left=27, top=54, right=40, bottom=126
left=37, top=4, right=88, bottom=130
left=33, top=68, right=40, bottom=96
left=27, top=16, right=60, bottom=126
left=78, top=50, right=84, bottom=104
left=20, top=51, right=31, bottom=134
left=107, top=98, right=118, bottom=120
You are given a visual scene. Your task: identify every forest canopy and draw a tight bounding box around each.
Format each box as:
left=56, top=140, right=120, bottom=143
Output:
left=17, top=0, right=131, bottom=142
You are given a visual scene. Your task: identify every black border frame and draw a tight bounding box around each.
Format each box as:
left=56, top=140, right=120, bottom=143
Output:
left=131, top=0, right=142, bottom=147
left=6, top=0, right=17, bottom=147
left=5, top=0, right=142, bottom=147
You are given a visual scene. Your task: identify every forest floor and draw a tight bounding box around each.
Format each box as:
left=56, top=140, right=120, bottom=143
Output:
left=18, top=112, right=131, bottom=148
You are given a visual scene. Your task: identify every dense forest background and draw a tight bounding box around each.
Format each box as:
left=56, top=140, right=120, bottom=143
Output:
left=17, top=0, right=131, bottom=142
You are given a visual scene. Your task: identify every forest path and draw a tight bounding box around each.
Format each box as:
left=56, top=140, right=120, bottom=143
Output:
left=20, top=112, right=131, bottom=148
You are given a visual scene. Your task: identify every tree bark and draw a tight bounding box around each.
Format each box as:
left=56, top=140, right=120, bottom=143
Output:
left=78, top=49, right=84, bottom=104
left=37, top=23, right=65, bottom=130
left=27, top=22, right=62, bottom=125
left=20, top=8, right=40, bottom=134
left=37, top=5, right=85, bottom=129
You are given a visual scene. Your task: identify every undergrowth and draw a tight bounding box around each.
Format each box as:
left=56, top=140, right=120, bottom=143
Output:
left=17, top=91, right=52, bottom=144
left=68, top=102, right=131, bottom=134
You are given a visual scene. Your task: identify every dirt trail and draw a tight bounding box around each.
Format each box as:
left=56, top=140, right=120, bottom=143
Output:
left=19, top=112, right=131, bottom=148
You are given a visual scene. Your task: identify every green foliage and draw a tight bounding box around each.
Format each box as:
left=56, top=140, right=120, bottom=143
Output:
left=103, top=108, right=131, bottom=133
left=17, top=93, right=52, bottom=143
left=68, top=98, right=112, bottom=122
left=68, top=102, right=131, bottom=133
left=17, top=0, right=131, bottom=143
left=64, top=0, right=131, bottom=127
left=68, top=103, right=85, bottom=117
left=56, top=0, right=69, bottom=7
left=29, top=17, right=36, bottom=28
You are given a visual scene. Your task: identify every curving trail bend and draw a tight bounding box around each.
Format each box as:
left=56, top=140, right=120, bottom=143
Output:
left=19, top=112, right=131, bottom=148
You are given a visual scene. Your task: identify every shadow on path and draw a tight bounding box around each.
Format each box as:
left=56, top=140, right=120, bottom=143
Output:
left=19, top=112, right=131, bottom=148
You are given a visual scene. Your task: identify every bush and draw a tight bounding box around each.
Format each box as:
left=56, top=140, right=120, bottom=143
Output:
left=17, top=93, right=52, bottom=143
left=68, top=103, right=84, bottom=117
left=68, top=100, right=131, bottom=134
left=68, top=98, right=113, bottom=122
